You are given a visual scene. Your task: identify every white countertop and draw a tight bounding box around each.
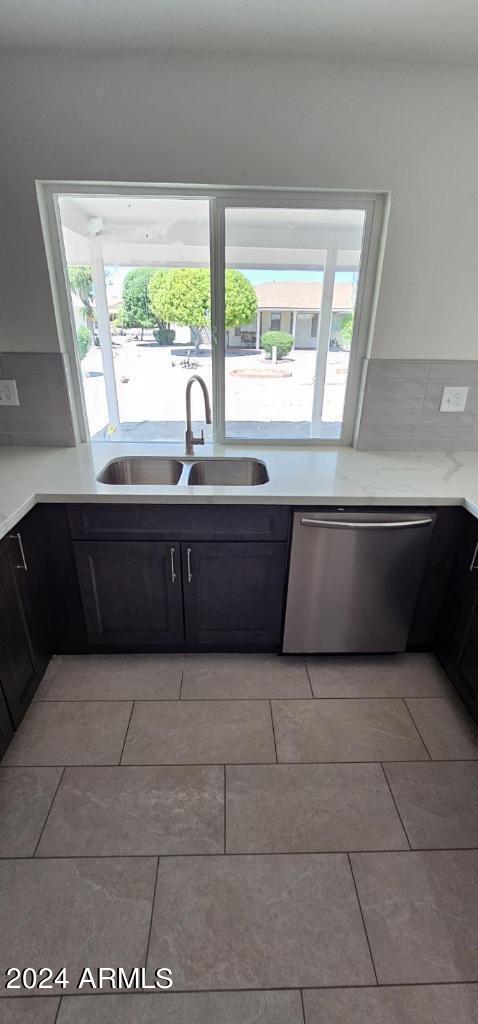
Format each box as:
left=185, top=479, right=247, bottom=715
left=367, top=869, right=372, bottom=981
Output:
left=1, top=441, right=478, bottom=540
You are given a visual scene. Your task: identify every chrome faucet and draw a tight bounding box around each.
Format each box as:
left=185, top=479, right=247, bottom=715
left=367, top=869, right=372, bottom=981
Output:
left=185, top=375, right=212, bottom=455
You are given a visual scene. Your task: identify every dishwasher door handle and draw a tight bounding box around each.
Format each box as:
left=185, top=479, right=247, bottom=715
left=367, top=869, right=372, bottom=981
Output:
left=300, top=517, right=434, bottom=530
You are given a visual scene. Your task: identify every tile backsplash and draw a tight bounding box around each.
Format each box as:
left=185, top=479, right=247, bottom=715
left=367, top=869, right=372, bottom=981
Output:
left=356, top=359, right=478, bottom=451
left=0, top=352, right=76, bottom=447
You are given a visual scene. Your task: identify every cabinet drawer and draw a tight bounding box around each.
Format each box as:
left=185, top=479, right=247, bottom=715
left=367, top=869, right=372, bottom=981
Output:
left=68, top=504, right=290, bottom=542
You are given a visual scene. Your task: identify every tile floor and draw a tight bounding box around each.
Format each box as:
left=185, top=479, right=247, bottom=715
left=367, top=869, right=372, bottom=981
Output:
left=0, top=652, right=477, bottom=1022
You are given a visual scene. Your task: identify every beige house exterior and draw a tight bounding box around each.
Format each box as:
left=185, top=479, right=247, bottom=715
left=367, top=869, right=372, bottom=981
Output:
left=230, top=280, right=355, bottom=350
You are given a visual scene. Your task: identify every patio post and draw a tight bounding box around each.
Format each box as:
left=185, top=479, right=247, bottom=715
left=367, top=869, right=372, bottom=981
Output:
left=311, top=247, right=337, bottom=434
left=89, top=235, right=120, bottom=433
left=255, top=311, right=261, bottom=350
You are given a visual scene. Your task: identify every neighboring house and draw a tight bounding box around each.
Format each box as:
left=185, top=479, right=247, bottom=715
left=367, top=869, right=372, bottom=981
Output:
left=230, top=280, right=355, bottom=350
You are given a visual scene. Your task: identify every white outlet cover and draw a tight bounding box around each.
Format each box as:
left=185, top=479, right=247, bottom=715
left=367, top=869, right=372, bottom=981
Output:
left=0, top=380, right=19, bottom=406
left=440, top=385, right=469, bottom=413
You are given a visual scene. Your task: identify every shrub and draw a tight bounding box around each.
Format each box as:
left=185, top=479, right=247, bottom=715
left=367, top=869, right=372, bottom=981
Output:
left=77, top=325, right=92, bottom=360
left=261, top=330, right=294, bottom=360
left=153, top=327, right=176, bottom=345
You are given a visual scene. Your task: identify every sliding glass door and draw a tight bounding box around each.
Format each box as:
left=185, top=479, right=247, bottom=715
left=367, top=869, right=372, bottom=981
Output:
left=216, top=199, right=370, bottom=442
left=44, top=183, right=384, bottom=446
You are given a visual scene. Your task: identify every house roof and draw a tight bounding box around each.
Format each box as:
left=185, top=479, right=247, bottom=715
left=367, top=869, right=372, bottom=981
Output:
left=255, top=281, right=354, bottom=311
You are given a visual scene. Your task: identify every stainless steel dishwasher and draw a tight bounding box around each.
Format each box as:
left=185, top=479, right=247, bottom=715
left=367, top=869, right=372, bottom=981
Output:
left=283, top=510, right=436, bottom=653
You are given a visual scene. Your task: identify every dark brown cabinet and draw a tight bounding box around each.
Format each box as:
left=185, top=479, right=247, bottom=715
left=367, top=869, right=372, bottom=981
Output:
left=436, top=510, right=478, bottom=721
left=0, top=528, right=38, bottom=727
left=73, top=540, right=184, bottom=649
left=182, top=542, right=288, bottom=650
left=0, top=687, right=13, bottom=759
left=69, top=505, right=289, bottom=653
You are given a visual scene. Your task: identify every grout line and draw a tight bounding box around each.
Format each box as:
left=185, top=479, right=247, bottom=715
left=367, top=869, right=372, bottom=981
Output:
left=119, top=701, right=136, bottom=765
left=223, top=765, right=227, bottom=854
left=269, top=700, right=278, bottom=763
left=402, top=699, right=433, bottom=760
left=178, top=670, right=184, bottom=700
left=304, top=663, right=315, bottom=699
left=347, top=852, right=379, bottom=986
left=379, top=763, right=411, bottom=850
left=4, top=847, right=477, bottom=862
left=53, top=995, right=62, bottom=1023
left=32, top=767, right=65, bottom=857
left=300, top=988, right=307, bottom=1023
left=144, top=856, right=160, bottom=976
left=4, top=981, right=478, bottom=998
left=5, top=757, right=477, bottom=769
left=32, top=693, right=459, bottom=702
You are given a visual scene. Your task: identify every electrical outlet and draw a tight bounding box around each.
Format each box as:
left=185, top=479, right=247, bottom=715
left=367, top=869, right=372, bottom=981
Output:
left=0, top=380, right=19, bottom=406
left=440, top=385, right=469, bottom=413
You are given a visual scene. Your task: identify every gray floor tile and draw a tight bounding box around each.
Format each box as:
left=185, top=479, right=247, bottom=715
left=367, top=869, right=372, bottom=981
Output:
left=58, top=991, right=304, bottom=1023
left=226, top=763, right=408, bottom=852
left=122, top=700, right=276, bottom=765
left=351, top=850, right=478, bottom=983
left=303, top=985, right=478, bottom=1023
left=405, top=697, right=478, bottom=758
left=1, top=702, right=133, bottom=766
left=307, top=653, right=451, bottom=698
left=0, top=1000, right=59, bottom=1022
left=36, top=654, right=182, bottom=701
left=37, top=765, right=224, bottom=856
left=0, top=858, right=157, bottom=997
left=0, top=767, right=62, bottom=856
left=148, top=853, right=375, bottom=989
left=181, top=654, right=311, bottom=699
left=384, top=761, right=478, bottom=848
left=272, top=699, right=428, bottom=762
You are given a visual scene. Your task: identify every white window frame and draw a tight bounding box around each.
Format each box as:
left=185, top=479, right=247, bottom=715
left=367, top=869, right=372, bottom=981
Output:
left=37, top=181, right=389, bottom=447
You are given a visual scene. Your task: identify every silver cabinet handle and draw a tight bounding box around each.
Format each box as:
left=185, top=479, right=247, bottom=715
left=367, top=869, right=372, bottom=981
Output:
left=300, top=517, right=433, bottom=530
left=186, top=547, right=192, bottom=583
left=170, top=547, right=177, bottom=583
left=10, top=532, right=28, bottom=571
left=469, top=540, right=478, bottom=571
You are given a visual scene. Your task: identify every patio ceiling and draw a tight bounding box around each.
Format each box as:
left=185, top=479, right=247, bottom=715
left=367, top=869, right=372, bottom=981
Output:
left=59, top=194, right=364, bottom=272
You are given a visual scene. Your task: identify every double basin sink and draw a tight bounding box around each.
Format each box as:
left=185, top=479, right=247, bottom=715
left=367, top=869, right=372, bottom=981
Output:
left=97, top=456, right=269, bottom=487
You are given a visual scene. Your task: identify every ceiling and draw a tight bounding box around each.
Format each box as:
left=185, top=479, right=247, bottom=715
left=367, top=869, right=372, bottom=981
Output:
left=59, top=194, right=364, bottom=270
left=1, top=0, right=478, bottom=65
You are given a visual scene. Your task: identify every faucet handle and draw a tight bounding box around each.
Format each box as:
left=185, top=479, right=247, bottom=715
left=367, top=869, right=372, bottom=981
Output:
left=200, top=429, right=205, bottom=444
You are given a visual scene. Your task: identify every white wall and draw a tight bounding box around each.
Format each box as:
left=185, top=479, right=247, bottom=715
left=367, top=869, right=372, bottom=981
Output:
left=1, top=51, right=478, bottom=359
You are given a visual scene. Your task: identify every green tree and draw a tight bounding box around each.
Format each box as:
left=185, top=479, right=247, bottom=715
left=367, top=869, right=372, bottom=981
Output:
left=68, top=265, right=95, bottom=341
left=149, top=268, right=257, bottom=350
left=76, top=325, right=92, bottom=360
left=261, top=330, right=294, bottom=360
left=339, top=312, right=354, bottom=350
left=121, top=267, right=157, bottom=340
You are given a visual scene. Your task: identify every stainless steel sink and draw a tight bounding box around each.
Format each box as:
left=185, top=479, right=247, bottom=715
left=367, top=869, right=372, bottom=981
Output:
left=187, top=458, right=269, bottom=486
left=98, top=457, right=184, bottom=485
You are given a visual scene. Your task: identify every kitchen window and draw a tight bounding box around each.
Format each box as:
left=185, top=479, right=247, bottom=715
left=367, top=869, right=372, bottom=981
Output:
left=38, top=183, right=387, bottom=446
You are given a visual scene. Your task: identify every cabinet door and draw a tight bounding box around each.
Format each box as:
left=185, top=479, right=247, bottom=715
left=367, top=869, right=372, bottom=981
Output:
left=73, top=541, right=184, bottom=650
left=457, top=594, right=478, bottom=699
left=182, top=542, right=287, bottom=650
left=11, top=507, right=53, bottom=678
left=0, top=537, right=36, bottom=727
left=0, top=686, right=14, bottom=760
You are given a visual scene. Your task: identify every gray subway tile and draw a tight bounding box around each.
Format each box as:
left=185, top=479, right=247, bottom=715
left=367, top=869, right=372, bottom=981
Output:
left=148, top=853, right=375, bottom=988
left=428, top=360, right=478, bottom=382
left=2, top=701, right=133, bottom=766
left=366, top=359, right=430, bottom=380
left=384, top=761, right=478, bottom=849
left=0, top=767, right=62, bottom=856
left=351, top=850, right=478, bottom=983
left=57, top=991, right=304, bottom=1024
left=37, top=765, right=224, bottom=856
left=303, top=985, right=478, bottom=1024
left=226, top=763, right=408, bottom=853
left=0, top=857, right=157, bottom=996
